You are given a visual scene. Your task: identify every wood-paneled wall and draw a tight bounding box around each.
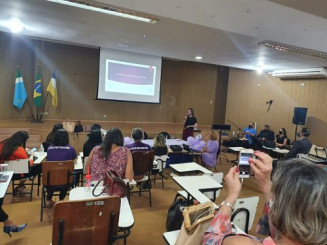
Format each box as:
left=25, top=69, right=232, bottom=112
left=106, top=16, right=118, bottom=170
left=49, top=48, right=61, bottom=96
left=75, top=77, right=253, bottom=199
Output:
left=226, top=68, right=327, bottom=146
left=0, top=32, right=229, bottom=126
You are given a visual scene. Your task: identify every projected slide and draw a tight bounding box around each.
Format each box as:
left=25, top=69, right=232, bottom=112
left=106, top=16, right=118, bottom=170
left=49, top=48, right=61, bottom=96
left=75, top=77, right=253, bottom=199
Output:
left=105, top=60, right=156, bottom=96
left=98, top=48, right=162, bottom=103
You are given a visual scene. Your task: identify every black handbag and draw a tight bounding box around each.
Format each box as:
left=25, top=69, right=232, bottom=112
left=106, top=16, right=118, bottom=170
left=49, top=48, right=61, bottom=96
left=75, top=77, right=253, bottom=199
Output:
left=166, top=197, right=191, bottom=231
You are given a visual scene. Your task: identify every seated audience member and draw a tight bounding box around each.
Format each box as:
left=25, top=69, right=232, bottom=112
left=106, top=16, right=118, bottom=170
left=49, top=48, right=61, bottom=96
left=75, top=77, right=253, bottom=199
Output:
left=46, top=123, right=63, bottom=144
left=275, top=128, right=290, bottom=148
left=202, top=152, right=327, bottom=245
left=0, top=131, right=33, bottom=195
left=85, top=127, right=133, bottom=181
left=258, top=124, right=275, bottom=142
left=74, top=120, right=83, bottom=133
left=46, top=129, right=77, bottom=207
left=0, top=198, right=27, bottom=237
left=153, top=134, right=168, bottom=156
left=125, top=128, right=151, bottom=152
left=242, top=122, right=256, bottom=147
left=283, top=127, right=312, bottom=159
left=83, top=129, right=102, bottom=158
left=201, top=131, right=219, bottom=168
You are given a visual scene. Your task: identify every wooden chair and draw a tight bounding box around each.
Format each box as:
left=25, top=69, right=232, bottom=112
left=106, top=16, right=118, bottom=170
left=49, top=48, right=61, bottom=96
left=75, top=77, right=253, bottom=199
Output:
left=52, top=196, right=120, bottom=245
left=131, top=151, right=154, bottom=207
left=6, top=159, right=38, bottom=201
left=40, top=160, right=74, bottom=221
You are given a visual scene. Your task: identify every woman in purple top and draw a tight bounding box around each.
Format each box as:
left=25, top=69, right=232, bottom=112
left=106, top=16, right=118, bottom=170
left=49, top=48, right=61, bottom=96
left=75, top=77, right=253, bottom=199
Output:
left=46, top=129, right=77, bottom=207
left=202, top=131, right=219, bottom=167
left=85, top=127, right=133, bottom=182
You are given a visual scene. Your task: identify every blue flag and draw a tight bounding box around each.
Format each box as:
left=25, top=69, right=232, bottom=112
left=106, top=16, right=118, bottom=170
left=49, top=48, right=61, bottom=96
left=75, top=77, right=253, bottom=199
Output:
left=13, top=67, right=27, bottom=109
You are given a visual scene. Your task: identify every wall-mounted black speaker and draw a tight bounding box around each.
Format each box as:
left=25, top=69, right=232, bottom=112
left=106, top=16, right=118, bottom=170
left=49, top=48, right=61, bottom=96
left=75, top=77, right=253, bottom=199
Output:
left=292, top=107, right=307, bottom=125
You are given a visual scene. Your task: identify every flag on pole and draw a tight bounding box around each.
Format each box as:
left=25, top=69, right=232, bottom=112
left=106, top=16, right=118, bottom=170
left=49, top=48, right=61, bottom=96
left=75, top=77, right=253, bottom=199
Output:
left=47, top=70, right=58, bottom=107
left=13, top=67, right=27, bottom=109
left=33, top=66, right=42, bottom=107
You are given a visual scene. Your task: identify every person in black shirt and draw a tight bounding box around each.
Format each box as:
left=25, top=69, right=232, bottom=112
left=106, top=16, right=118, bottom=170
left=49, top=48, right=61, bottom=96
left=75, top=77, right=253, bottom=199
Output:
left=46, top=123, right=63, bottom=144
left=153, top=134, right=168, bottom=156
left=83, top=129, right=102, bottom=158
left=275, top=128, right=290, bottom=148
left=74, top=120, right=84, bottom=133
left=182, top=108, right=197, bottom=140
left=283, top=127, right=312, bottom=159
left=258, top=124, right=275, bottom=142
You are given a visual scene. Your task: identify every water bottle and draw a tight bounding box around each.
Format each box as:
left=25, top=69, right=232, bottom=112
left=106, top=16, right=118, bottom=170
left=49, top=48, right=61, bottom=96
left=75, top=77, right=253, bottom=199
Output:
left=39, top=144, right=44, bottom=154
left=84, top=166, right=92, bottom=189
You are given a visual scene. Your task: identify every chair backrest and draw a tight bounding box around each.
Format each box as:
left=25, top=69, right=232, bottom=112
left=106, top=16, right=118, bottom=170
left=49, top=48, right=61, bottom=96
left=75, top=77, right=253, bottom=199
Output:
left=232, top=196, right=259, bottom=232
left=160, top=132, right=171, bottom=139
left=154, top=155, right=169, bottom=171
left=6, top=159, right=30, bottom=174
left=132, top=151, right=154, bottom=176
left=52, top=196, right=120, bottom=245
left=203, top=172, right=223, bottom=201
left=42, top=161, right=74, bottom=186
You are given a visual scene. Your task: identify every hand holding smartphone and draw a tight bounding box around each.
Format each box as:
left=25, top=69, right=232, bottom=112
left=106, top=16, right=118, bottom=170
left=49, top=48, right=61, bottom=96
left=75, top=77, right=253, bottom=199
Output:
left=238, top=149, right=254, bottom=178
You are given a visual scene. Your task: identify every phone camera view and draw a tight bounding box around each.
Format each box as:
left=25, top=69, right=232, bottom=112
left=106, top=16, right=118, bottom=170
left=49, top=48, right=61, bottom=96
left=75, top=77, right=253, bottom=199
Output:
left=239, top=152, right=252, bottom=178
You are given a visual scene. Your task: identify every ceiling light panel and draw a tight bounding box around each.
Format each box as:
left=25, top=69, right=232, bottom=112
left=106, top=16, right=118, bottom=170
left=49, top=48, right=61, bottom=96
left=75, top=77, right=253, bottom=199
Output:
left=258, top=40, right=327, bottom=59
left=46, top=0, right=159, bottom=23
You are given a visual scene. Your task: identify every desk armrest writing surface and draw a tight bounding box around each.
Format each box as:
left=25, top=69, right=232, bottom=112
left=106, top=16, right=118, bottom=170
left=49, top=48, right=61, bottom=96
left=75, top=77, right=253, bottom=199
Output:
left=69, top=187, right=134, bottom=229
left=170, top=162, right=213, bottom=175
left=0, top=171, right=14, bottom=198
left=33, top=152, right=47, bottom=164
left=172, top=176, right=220, bottom=209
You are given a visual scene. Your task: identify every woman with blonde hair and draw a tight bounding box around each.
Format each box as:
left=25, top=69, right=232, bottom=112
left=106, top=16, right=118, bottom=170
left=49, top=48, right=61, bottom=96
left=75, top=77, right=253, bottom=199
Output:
left=202, top=152, right=327, bottom=245
left=153, top=134, right=168, bottom=156
left=201, top=131, right=219, bottom=168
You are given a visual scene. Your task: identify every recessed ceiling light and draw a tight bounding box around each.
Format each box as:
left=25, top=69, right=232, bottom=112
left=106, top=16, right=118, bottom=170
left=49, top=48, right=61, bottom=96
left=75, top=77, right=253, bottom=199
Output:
left=142, top=34, right=146, bottom=38
left=46, top=0, right=159, bottom=23
left=195, top=56, right=202, bottom=60
left=118, top=43, right=129, bottom=48
left=5, top=18, right=24, bottom=33
left=256, top=66, right=263, bottom=74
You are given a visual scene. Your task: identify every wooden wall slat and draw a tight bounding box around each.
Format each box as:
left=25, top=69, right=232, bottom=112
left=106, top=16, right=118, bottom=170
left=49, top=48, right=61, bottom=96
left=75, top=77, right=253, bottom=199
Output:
left=226, top=68, right=327, bottom=146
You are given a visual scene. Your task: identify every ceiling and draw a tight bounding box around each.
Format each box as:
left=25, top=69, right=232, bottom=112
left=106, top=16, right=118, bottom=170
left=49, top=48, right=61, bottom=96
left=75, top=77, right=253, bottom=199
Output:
left=1, top=0, right=327, bottom=72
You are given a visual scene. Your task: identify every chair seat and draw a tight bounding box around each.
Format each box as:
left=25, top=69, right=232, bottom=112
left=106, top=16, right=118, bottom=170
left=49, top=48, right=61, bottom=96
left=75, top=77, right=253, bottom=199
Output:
left=135, top=176, right=149, bottom=182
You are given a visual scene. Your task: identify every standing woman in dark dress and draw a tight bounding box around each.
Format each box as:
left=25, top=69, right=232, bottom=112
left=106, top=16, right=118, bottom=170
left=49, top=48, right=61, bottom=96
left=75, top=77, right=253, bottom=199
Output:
left=182, top=108, right=198, bottom=140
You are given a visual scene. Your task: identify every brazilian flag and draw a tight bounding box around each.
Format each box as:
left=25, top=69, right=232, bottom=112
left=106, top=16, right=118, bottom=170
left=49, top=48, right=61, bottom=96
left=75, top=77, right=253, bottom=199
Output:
left=33, top=66, right=42, bottom=107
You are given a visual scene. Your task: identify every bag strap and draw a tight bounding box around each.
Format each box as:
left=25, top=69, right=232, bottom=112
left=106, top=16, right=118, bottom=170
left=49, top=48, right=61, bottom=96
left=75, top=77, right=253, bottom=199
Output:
left=92, top=179, right=105, bottom=197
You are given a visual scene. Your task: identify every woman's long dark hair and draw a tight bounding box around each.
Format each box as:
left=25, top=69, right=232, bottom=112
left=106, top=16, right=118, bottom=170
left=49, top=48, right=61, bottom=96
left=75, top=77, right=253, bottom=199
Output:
left=53, top=129, right=69, bottom=146
left=101, top=127, right=124, bottom=160
left=280, top=128, right=287, bottom=137
left=188, top=108, right=195, bottom=117
left=51, top=123, right=63, bottom=133
left=87, top=129, right=102, bottom=145
left=0, top=131, right=29, bottom=160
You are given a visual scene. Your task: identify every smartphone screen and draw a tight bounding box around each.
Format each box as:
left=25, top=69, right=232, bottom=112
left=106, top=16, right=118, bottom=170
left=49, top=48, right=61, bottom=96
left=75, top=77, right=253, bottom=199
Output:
left=238, top=151, right=253, bottom=178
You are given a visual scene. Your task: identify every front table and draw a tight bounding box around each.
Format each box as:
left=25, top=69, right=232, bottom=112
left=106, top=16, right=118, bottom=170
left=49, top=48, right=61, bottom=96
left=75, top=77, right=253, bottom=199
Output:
left=69, top=187, right=134, bottom=229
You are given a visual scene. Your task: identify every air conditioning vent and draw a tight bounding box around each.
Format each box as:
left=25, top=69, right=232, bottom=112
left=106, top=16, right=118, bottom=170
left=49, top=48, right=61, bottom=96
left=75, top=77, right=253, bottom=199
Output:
left=272, top=68, right=327, bottom=80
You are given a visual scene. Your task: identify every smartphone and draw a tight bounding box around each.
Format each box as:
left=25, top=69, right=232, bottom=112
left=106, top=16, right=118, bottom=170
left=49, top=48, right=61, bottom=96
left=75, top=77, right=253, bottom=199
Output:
left=28, top=147, right=37, bottom=155
left=238, top=149, right=253, bottom=178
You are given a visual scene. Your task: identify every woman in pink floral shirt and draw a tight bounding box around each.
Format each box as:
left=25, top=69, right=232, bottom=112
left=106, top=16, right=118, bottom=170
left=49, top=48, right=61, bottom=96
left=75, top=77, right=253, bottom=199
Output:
left=202, top=152, right=327, bottom=245
left=85, top=127, right=133, bottom=181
